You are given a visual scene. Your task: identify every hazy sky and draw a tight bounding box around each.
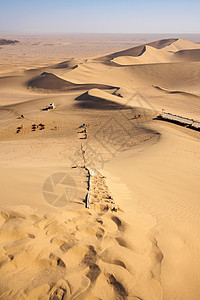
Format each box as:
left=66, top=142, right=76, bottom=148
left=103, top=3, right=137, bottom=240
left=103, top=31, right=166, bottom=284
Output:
left=0, top=0, right=199, bottom=34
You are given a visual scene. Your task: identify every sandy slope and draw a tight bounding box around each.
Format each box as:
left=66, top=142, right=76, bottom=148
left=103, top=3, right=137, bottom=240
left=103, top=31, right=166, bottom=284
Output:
left=112, top=45, right=173, bottom=65
left=104, top=124, right=200, bottom=300
left=0, top=36, right=200, bottom=300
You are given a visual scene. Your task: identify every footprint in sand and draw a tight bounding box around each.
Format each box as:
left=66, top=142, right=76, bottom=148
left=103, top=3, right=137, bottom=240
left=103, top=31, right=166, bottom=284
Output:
left=96, top=227, right=105, bottom=240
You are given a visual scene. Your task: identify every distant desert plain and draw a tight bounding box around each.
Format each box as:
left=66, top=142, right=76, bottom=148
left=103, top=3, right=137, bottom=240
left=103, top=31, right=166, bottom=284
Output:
left=0, top=33, right=200, bottom=300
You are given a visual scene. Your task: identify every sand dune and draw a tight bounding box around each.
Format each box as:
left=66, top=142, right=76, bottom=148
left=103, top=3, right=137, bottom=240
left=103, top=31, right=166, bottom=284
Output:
left=74, top=88, right=128, bottom=110
left=51, top=58, right=86, bottom=70
left=68, top=61, right=200, bottom=98
left=95, top=38, right=200, bottom=66
left=173, top=49, right=200, bottom=62
left=105, top=125, right=200, bottom=300
left=153, top=85, right=200, bottom=97
left=0, top=36, right=200, bottom=300
left=112, top=45, right=173, bottom=65
left=97, top=38, right=178, bottom=61
left=27, top=72, right=117, bottom=92
left=164, top=38, right=200, bottom=52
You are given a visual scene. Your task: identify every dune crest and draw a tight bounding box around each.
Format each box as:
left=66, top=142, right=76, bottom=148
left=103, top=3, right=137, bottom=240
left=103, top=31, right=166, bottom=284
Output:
left=27, top=72, right=117, bottom=92
left=112, top=45, right=173, bottom=65
left=96, top=38, right=178, bottom=62
left=164, top=38, right=200, bottom=52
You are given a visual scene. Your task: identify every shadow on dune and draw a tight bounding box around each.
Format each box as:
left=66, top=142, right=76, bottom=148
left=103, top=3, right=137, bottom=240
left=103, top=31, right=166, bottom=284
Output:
left=173, top=49, right=200, bottom=62
left=55, top=63, right=77, bottom=70
left=51, top=58, right=88, bottom=70
left=52, top=61, right=78, bottom=70
left=74, top=91, right=131, bottom=110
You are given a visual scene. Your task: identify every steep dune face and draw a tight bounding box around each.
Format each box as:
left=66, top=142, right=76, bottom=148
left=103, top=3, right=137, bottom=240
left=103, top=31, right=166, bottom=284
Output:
left=75, top=88, right=130, bottom=110
left=147, top=38, right=178, bottom=49
left=27, top=72, right=76, bottom=90
left=112, top=45, right=173, bottom=65
left=97, top=38, right=178, bottom=61
left=164, top=38, right=200, bottom=52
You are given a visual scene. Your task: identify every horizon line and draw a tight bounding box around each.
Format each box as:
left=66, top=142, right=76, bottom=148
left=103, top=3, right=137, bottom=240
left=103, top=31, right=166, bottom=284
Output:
left=1, top=32, right=200, bottom=35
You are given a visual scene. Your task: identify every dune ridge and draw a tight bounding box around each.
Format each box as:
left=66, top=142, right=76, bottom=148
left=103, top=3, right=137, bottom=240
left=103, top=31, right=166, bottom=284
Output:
left=96, top=38, right=178, bottom=61
left=27, top=72, right=117, bottom=92
left=112, top=45, right=173, bottom=65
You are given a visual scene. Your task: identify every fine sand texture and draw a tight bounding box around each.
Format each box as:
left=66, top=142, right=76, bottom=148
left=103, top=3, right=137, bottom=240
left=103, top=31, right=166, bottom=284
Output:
left=0, top=34, right=200, bottom=300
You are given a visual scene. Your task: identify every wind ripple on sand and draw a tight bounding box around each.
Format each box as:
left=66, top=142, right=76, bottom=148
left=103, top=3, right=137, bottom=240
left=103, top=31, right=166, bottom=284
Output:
left=0, top=195, right=162, bottom=299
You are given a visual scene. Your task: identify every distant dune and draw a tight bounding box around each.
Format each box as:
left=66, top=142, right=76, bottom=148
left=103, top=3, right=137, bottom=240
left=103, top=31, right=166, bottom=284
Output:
left=97, top=38, right=178, bottom=61
left=112, top=45, right=173, bottom=65
left=96, top=38, right=200, bottom=66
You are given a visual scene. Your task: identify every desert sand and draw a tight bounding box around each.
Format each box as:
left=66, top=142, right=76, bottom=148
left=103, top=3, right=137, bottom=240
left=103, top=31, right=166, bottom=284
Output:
left=0, top=34, right=200, bottom=300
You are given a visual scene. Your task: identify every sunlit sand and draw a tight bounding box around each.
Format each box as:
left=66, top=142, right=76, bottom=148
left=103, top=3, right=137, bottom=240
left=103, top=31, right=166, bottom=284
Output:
left=0, top=34, right=200, bottom=299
